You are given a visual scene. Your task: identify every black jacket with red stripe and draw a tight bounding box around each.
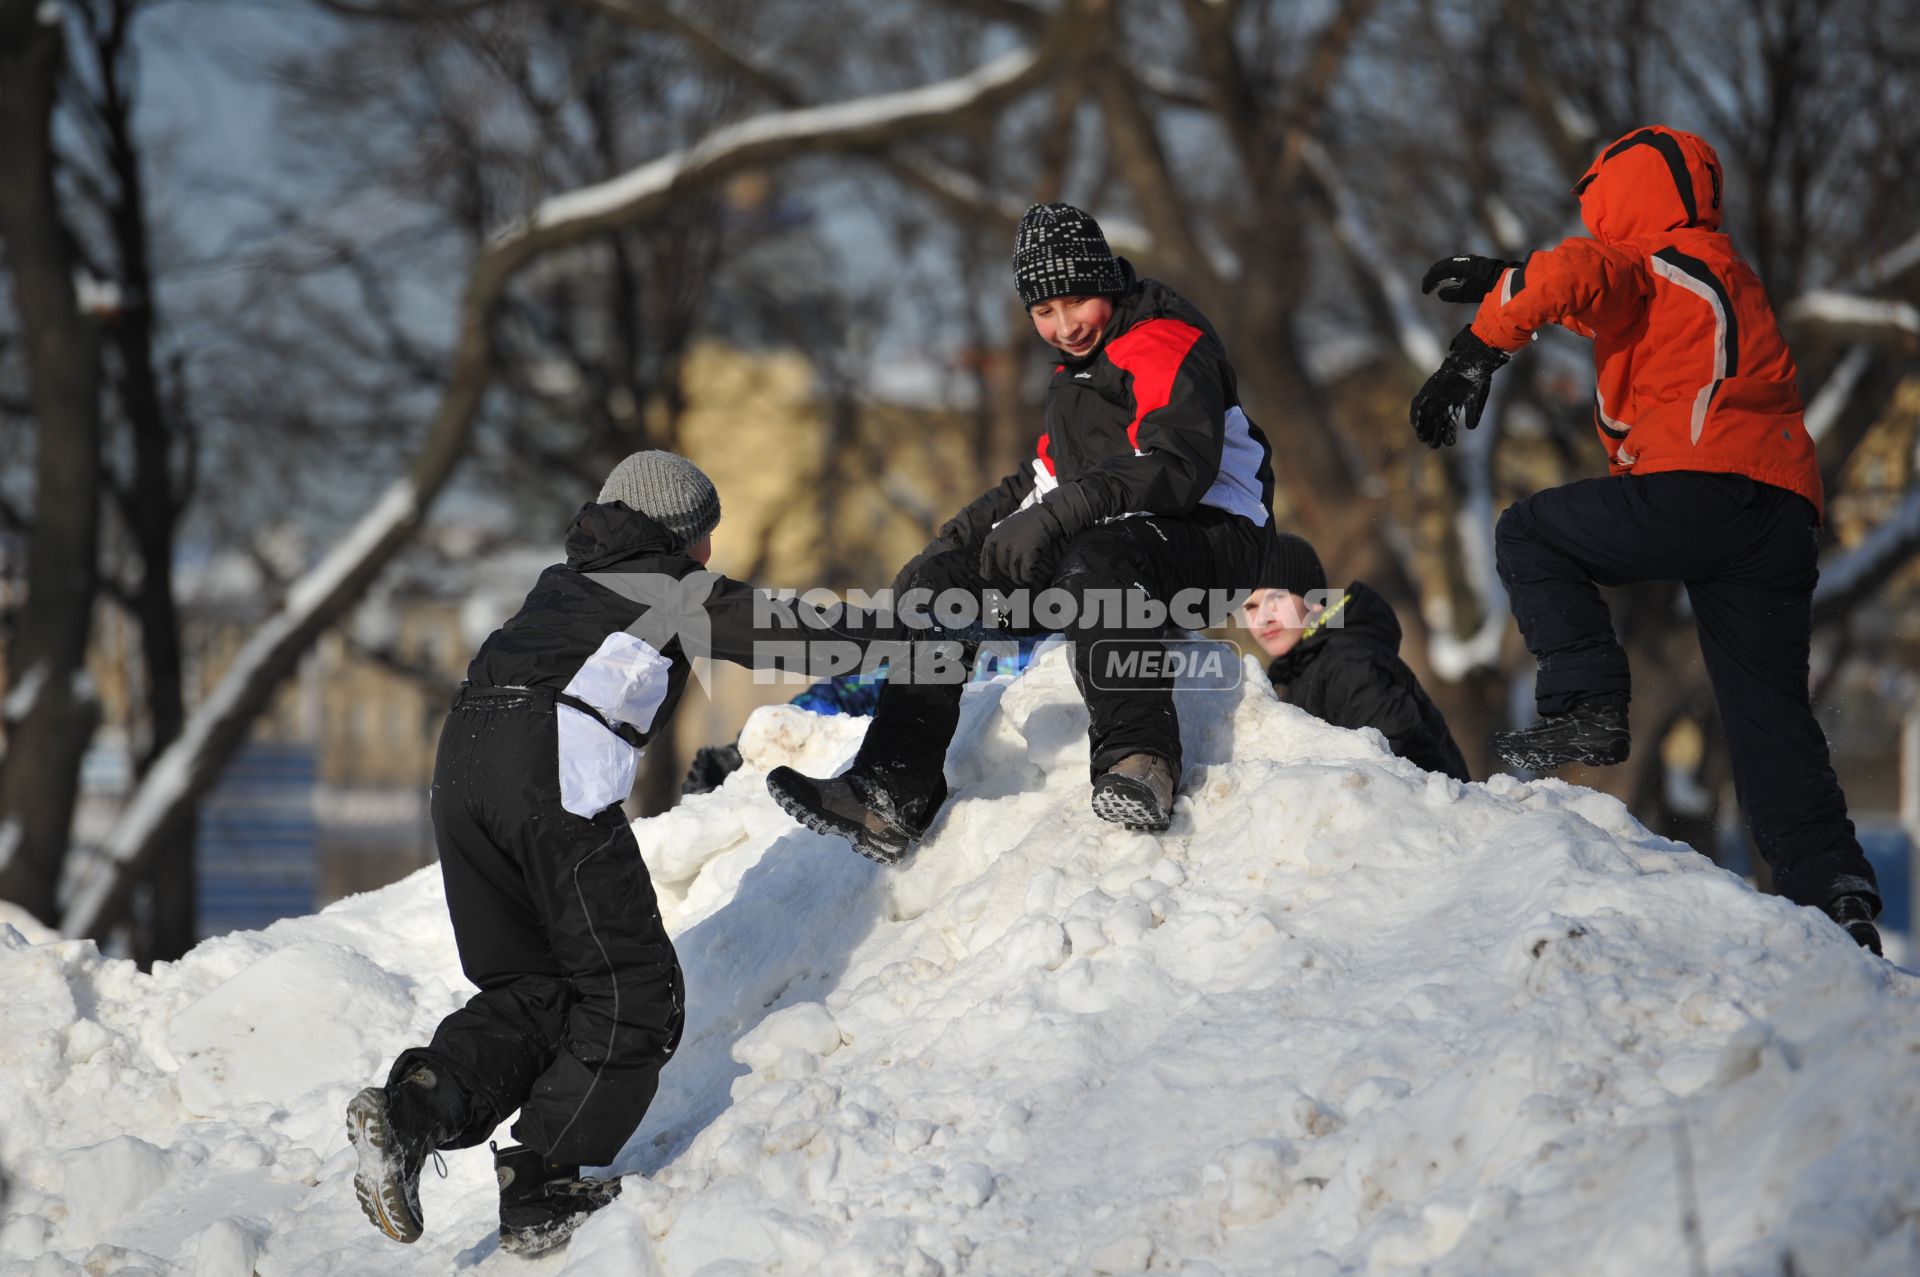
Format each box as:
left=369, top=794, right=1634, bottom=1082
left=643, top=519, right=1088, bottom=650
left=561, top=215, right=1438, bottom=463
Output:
left=940, top=278, right=1276, bottom=548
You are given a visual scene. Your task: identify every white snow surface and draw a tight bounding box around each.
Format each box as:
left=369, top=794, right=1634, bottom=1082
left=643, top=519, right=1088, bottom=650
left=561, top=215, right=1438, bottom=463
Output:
left=4, top=648, right=1917, bottom=1276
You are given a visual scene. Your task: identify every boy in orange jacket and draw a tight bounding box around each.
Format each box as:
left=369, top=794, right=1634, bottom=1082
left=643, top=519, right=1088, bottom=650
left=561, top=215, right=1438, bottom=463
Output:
left=1412, top=125, right=1881, bottom=954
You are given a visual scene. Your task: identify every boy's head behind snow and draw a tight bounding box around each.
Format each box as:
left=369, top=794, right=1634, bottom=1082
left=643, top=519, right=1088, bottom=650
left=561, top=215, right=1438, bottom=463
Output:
left=1242, top=533, right=1330, bottom=659
left=597, top=450, right=721, bottom=556
left=1573, top=125, right=1724, bottom=243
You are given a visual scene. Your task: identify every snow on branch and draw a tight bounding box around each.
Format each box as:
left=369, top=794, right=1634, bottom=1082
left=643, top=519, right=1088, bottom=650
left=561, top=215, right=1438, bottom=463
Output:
left=1804, top=345, right=1872, bottom=444
left=1785, top=290, right=1920, bottom=343
left=584, top=0, right=1040, bottom=230
left=62, top=484, right=420, bottom=936
left=518, top=44, right=1057, bottom=249
left=1814, top=487, right=1920, bottom=620
left=1851, top=227, right=1920, bottom=292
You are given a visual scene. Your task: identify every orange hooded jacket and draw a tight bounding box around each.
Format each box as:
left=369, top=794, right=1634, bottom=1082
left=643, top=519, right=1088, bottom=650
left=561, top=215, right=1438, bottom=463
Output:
left=1469, top=126, right=1823, bottom=517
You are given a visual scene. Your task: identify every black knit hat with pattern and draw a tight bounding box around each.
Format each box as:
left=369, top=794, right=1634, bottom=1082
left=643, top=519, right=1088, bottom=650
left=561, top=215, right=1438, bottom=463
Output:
left=1012, top=203, right=1131, bottom=307
left=1258, top=532, right=1328, bottom=597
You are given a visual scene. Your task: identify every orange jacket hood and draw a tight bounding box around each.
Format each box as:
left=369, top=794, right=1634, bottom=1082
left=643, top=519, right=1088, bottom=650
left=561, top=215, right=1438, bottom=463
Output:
left=1575, top=126, right=1725, bottom=243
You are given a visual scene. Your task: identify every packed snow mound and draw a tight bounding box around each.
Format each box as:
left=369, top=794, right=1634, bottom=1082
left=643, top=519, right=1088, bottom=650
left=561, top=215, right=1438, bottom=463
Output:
left=2, top=646, right=1916, bottom=1277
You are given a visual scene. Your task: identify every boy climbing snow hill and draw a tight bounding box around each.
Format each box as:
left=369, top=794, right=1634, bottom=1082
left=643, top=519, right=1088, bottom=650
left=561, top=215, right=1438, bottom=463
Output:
left=1245, top=533, right=1470, bottom=783
left=1410, top=124, right=1883, bottom=954
left=346, top=451, right=885, bottom=1256
left=766, top=201, right=1276, bottom=859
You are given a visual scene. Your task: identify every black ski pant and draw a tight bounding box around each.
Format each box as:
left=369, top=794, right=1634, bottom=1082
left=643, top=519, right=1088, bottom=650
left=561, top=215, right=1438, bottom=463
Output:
left=391, top=686, right=685, bottom=1168
left=853, top=506, right=1271, bottom=831
left=1494, top=472, right=1879, bottom=912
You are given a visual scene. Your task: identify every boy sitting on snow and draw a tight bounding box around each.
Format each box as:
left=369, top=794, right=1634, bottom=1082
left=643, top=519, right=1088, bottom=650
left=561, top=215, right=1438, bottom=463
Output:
left=766, top=202, right=1276, bottom=858
left=346, top=451, right=881, bottom=1255
left=1244, top=533, right=1471, bottom=782
left=1411, top=124, right=1881, bottom=953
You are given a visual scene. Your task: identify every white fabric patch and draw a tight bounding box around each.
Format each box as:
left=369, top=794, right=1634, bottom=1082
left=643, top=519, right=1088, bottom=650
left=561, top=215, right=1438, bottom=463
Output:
left=563, top=632, right=673, bottom=731
left=555, top=632, right=670, bottom=817
left=557, top=705, right=639, bottom=818
left=1198, top=406, right=1271, bottom=526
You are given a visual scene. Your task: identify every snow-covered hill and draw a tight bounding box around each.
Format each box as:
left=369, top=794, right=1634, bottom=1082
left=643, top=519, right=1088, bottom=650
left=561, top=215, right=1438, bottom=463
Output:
left=3, top=646, right=1916, bottom=1276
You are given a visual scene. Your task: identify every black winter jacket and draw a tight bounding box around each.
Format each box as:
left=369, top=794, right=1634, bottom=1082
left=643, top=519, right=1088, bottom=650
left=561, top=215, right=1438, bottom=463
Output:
left=466, top=502, right=875, bottom=815
left=937, top=278, right=1276, bottom=550
left=1265, top=581, right=1472, bottom=782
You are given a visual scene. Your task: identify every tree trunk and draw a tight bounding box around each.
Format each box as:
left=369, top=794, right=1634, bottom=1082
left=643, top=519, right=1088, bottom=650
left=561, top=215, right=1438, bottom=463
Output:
left=0, top=0, right=102, bottom=927
left=95, top=0, right=198, bottom=963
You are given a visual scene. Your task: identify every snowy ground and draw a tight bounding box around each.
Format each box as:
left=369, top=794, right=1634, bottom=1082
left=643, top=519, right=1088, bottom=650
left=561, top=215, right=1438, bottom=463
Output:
left=3, top=646, right=1917, bottom=1276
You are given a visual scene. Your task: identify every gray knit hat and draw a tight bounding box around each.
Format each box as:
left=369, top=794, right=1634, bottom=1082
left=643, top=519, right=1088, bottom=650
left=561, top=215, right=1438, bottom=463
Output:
left=1013, top=203, right=1132, bottom=307
left=598, top=451, right=721, bottom=550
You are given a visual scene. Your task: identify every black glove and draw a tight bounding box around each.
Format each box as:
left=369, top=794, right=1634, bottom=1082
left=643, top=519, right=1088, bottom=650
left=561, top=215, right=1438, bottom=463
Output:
left=978, top=481, right=1108, bottom=588
left=892, top=535, right=964, bottom=595
left=1410, top=326, right=1511, bottom=449
left=682, top=743, right=744, bottom=796
left=1420, top=255, right=1516, bottom=304
left=937, top=470, right=1034, bottom=550
left=978, top=503, right=1068, bottom=588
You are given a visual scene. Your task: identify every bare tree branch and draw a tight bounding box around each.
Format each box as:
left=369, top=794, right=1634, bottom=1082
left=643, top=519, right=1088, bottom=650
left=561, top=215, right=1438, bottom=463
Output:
left=312, top=0, right=499, bottom=19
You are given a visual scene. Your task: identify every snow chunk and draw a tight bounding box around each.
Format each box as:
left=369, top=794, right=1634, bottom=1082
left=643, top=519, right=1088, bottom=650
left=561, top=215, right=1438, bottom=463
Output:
left=59, top=1135, right=174, bottom=1241
left=733, top=1002, right=843, bottom=1072
left=187, top=1218, right=260, bottom=1277
left=167, top=942, right=416, bottom=1113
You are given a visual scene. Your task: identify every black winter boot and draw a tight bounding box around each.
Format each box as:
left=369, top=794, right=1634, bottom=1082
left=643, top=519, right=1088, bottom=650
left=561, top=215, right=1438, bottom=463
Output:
left=494, top=1143, right=623, bottom=1257
left=1826, top=894, right=1884, bottom=956
left=1492, top=701, right=1631, bottom=770
left=1091, top=753, right=1178, bottom=832
left=766, top=765, right=933, bottom=864
left=346, top=1065, right=456, bottom=1244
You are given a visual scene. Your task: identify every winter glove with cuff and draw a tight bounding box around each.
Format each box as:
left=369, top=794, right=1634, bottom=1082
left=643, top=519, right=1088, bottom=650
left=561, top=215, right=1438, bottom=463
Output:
left=979, top=481, right=1108, bottom=588
left=1420, top=255, right=1517, bottom=304
left=1410, top=325, right=1510, bottom=449
left=936, top=470, right=1037, bottom=551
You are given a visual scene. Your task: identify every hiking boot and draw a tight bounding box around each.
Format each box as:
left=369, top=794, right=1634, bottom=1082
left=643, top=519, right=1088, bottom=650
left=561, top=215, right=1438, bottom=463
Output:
left=1826, top=894, right=1884, bottom=956
left=494, top=1143, right=623, bottom=1257
left=1091, top=753, right=1178, bottom=832
left=346, top=1066, right=448, bottom=1244
left=1492, top=701, right=1631, bottom=770
left=766, top=765, right=930, bottom=864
